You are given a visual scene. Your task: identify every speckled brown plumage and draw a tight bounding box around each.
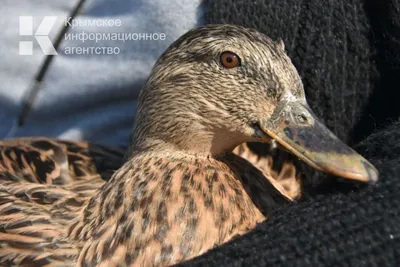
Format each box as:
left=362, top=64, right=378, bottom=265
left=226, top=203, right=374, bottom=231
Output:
left=0, top=138, right=124, bottom=184
left=0, top=139, right=289, bottom=266
left=0, top=138, right=124, bottom=266
left=233, top=143, right=302, bottom=200
left=70, top=152, right=290, bottom=266
left=0, top=24, right=377, bottom=266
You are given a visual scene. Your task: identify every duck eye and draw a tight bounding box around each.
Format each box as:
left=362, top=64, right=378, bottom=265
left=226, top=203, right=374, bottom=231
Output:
left=220, top=51, right=241, bottom=68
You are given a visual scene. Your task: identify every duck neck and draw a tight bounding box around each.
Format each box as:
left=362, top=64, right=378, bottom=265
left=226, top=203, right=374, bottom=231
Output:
left=127, top=112, right=248, bottom=159
left=128, top=133, right=244, bottom=159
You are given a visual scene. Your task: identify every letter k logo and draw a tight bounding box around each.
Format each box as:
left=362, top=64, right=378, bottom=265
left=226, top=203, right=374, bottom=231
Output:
left=19, top=16, right=58, bottom=55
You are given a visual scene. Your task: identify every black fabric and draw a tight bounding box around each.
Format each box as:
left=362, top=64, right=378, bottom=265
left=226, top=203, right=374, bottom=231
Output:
left=179, top=0, right=400, bottom=266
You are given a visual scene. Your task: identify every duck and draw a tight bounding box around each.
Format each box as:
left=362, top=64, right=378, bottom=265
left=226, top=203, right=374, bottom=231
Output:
left=0, top=24, right=378, bottom=266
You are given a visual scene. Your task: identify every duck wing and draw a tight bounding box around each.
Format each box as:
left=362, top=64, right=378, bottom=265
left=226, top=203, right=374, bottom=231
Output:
left=0, top=137, right=125, bottom=266
left=0, top=137, right=125, bottom=184
left=233, top=142, right=302, bottom=200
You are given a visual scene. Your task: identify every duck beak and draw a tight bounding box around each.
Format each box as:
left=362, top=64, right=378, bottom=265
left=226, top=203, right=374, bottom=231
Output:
left=260, top=100, right=378, bottom=183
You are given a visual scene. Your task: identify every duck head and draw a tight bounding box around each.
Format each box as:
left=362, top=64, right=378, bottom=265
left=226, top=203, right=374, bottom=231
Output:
left=131, top=24, right=378, bottom=183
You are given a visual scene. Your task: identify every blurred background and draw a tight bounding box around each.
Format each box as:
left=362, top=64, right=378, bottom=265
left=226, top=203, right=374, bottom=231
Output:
left=0, top=0, right=204, bottom=146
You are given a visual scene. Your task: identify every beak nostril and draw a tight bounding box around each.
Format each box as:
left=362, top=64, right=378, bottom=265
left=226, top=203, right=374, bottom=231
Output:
left=297, top=114, right=308, bottom=124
